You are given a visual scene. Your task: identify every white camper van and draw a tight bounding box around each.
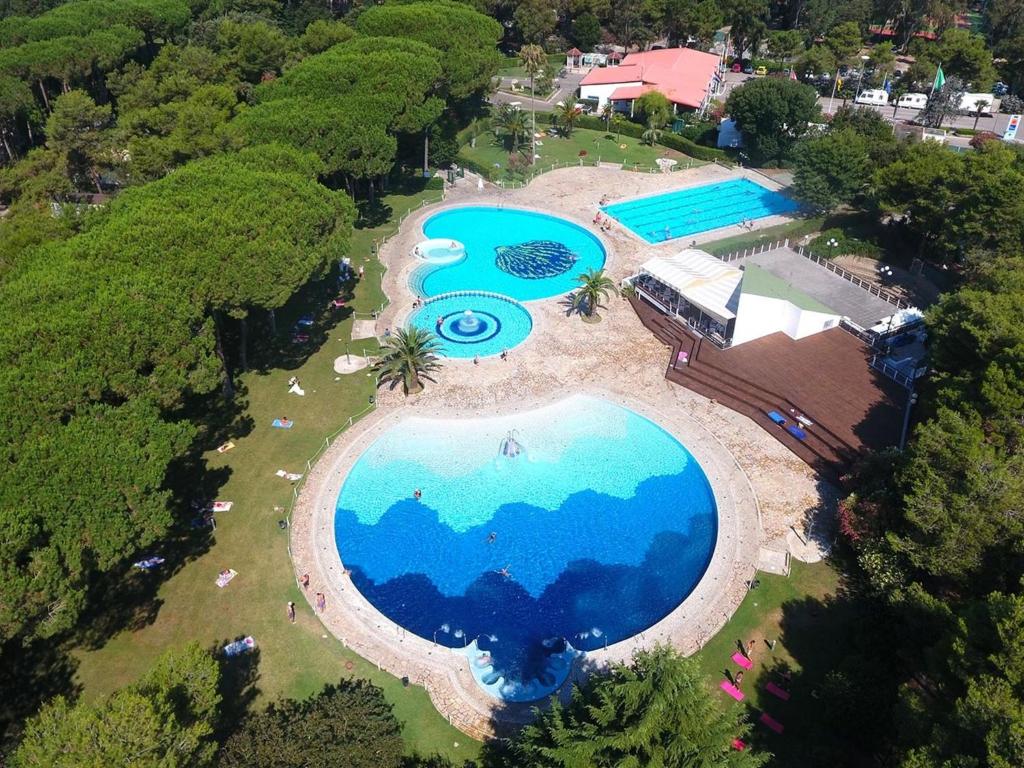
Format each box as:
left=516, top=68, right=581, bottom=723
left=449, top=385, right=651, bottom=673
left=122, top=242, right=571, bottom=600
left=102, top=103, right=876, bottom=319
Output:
left=897, top=92, right=928, bottom=109
left=855, top=89, right=889, bottom=106
left=959, top=92, right=997, bottom=114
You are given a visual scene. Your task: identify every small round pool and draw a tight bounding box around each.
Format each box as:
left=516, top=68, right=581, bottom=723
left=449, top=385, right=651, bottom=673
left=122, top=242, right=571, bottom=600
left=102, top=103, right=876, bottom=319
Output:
left=414, top=207, right=606, bottom=302
left=413, top=238, right=466, bottom=265
left=411, top=292, right=532, bottom=359
left=333, top=395, right=717, bottom=701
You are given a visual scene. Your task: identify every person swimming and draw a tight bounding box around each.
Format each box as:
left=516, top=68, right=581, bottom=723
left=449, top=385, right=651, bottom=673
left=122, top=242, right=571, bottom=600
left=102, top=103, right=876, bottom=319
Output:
left=487, top=532, right=497, bottom=543
left=413, top=489, right=422, bottom=500
left=497, top=565, right=511, bottom=578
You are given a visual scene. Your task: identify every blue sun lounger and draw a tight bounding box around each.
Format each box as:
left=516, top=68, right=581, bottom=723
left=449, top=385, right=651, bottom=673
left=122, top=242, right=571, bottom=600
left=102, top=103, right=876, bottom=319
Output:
left=767, top=411, right=787, bottom=426
left=786, top=425, right=807, bottom=440
left=272, top=419, right=294, bottom=429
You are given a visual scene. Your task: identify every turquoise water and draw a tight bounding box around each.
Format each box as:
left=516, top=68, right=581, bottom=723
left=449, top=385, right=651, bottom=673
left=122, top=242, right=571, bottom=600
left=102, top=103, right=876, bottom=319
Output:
left=411, top=293, right=533, bottom=358
left=333, top=395, right=717, bottom=701
left=415, top=207, right=606, bottom=301
left=602, top=179, right=800, bottom=243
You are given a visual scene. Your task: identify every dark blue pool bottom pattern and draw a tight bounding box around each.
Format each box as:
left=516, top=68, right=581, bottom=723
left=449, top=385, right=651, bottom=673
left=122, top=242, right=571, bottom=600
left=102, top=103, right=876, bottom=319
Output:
left=436, top=310, right=503, bottom=344
left=495, top=240, right=579, bottom=279
left=335, top=472, right=717, bottom=688
left=603, top=178, right=800, bottom=243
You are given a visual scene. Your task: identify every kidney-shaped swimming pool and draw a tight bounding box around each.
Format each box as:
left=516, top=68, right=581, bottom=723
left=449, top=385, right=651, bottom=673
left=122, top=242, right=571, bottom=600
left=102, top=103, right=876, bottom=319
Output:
left=333, top=395, right=717, bottom=701
left=413, top=207, right=606, bottom=302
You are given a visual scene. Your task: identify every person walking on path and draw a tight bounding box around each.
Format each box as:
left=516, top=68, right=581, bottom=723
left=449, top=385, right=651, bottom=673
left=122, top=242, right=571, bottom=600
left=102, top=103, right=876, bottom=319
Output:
left=315, top=592, right=326, bottom=613
left=746, top=639, right=756, bottom=659
left=300, top=573, right=309, bottom=589
left=287, top=601, right=296, bottom=623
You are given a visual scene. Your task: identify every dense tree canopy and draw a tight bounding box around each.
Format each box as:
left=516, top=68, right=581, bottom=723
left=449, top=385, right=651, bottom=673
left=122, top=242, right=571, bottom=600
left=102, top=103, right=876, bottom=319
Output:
left=511, top=646, right=767, bottom=767
left=11, top=642, right=220, bottom=767
left=725, top=78, right=820, bottom=163
left=219, top=679, right=404, bottom=768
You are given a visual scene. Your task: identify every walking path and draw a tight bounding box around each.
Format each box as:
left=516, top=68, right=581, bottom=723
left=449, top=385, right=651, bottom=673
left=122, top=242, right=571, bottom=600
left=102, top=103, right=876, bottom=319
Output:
left=290, top=165, right=834, bottom=738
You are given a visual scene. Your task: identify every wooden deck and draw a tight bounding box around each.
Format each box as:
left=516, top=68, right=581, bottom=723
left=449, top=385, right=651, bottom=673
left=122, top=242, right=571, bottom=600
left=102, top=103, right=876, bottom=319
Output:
left=630, top=296, right=907, bottom=480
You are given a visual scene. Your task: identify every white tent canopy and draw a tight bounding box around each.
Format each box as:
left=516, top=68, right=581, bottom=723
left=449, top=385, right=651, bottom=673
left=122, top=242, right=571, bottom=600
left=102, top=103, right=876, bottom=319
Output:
left=637, top=249, right=742, bottom=323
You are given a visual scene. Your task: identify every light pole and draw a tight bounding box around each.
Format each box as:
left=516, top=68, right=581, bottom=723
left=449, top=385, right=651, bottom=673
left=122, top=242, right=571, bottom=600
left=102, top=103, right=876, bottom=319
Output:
left=899, top=391, right=918, bottom=450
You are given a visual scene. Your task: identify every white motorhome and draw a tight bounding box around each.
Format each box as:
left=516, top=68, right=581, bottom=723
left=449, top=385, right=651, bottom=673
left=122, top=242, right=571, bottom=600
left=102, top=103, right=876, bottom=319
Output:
left=897, top=92, right=928, bottom=109
left=855, top=89, right=889, bottom=106
left=959, top=92, right=997, bottom=114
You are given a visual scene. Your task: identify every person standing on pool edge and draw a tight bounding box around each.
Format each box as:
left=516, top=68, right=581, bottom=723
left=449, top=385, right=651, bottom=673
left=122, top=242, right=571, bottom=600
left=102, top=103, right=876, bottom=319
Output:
left=414, top=489, right=422, bottom=500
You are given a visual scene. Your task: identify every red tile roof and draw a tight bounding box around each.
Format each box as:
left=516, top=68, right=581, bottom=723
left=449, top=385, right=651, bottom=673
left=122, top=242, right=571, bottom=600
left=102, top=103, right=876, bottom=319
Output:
left=580, top=47, right=720, bottom=108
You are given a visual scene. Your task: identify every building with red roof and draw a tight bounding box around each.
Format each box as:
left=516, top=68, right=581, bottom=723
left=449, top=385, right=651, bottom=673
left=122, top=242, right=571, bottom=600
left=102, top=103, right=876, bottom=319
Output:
left=578, top=47, right=722, bottom=115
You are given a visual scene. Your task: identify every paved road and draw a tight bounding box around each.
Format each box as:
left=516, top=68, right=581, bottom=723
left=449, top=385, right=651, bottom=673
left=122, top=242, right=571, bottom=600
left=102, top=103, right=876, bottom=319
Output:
left=490, top=70, right=586, bottom=112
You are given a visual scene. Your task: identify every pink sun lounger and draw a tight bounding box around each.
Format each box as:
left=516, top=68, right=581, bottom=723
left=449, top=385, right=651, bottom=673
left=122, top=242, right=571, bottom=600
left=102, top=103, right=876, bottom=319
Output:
left=720, top=680, right=744, bottom=701
left=765, top=681, right=791, bottom=701
left=760, top=713, right=784, bottom=734
left=732, top=651, right=753, bottom=670
left=732, top=738, right=746, bottom=751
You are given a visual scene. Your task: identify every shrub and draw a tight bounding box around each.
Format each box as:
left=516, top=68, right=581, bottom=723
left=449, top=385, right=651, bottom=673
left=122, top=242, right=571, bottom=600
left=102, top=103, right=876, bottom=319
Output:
left=999, top=93, right=1023, bottom=113
left=808, top=227, right=881, bottom=258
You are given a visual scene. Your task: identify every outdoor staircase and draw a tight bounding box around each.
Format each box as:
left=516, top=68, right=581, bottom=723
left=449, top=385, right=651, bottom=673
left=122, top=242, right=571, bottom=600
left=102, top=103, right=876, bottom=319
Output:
left=629, top=295, right=858, bottom=481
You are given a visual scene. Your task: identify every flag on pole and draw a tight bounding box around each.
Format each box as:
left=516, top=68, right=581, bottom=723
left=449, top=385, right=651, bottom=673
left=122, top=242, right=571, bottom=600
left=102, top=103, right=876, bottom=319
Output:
left=789, top=68, right=797, bottom=81
left=836, top=75, right=843, bottom=90
left=883, top=75, right=891, bottom=94
left=932, top=64, right=945, bottom=93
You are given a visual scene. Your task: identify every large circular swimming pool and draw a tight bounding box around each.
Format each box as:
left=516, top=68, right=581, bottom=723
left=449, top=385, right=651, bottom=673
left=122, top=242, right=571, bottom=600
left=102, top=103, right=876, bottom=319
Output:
left=414, top=207, right=606, bottom=301
left=333, top=395, right=717, bottom=701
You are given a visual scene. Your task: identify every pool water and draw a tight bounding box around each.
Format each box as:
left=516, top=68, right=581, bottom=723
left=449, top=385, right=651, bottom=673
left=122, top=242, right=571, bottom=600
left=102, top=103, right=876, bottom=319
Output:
left=602, top=179, right=800, bottom=243
left=334, top=395, right=717, bottom=700
left=411, top=293, right=533, bottom=358
left=415, top=207, right=606, bottom=301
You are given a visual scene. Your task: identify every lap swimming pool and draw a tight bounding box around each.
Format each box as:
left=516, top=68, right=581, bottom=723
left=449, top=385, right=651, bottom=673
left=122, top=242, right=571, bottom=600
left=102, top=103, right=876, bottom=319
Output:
left=333, top=395, right=717, bottom=701
left=602, top=178, right=799, bottom=244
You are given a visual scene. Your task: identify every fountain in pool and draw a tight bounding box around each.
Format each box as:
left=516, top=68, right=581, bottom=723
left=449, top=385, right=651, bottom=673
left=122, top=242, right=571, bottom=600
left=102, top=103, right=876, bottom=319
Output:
left=455, top=310, right=480, bottom=334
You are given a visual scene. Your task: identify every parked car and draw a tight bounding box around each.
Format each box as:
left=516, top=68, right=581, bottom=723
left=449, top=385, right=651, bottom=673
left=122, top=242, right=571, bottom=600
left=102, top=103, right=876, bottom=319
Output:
left=731, top=62, right=742, bottom=72
left=754, top=66, right=767, bottom=76
left=743, top=64, right=754, bottom=74
left=993, top=81, right=1009, bottom=96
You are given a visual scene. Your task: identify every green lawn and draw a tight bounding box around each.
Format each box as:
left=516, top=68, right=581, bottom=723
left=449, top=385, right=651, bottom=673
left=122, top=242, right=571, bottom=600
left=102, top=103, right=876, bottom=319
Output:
left=459, top=126, right=700, bottom=181
left=71, top=177, right=474, bottom=763
left=701, top=217, right=826, bottom=255
left=694, top=560, right=845, bottom=764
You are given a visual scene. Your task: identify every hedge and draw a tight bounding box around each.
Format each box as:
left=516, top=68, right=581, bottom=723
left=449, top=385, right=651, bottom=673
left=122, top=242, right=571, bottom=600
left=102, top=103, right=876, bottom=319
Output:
left=571, top=114, right=729, bottom=160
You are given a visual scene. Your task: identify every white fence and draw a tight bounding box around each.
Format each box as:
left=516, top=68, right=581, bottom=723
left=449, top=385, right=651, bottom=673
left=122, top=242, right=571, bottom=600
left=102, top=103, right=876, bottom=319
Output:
left=714, top=239, right=910, bottom=310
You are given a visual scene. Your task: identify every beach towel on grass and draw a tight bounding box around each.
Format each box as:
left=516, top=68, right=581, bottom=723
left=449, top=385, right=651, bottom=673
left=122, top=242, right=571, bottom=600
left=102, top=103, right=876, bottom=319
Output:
left=217, top=441, right=235, bottom=453
left=272, top=419, right=294, bottom=429
left=732, top=651, right=753, bottom=670
left=765, top=681, right=791, bottom=701
left=720, top=680, right=744, bottom=701
left=133, top=557, right=165, bottom=570
left=211, top=501, right=233, bottom=512
left=223, top=636, right=255, bottom=657
left=216, top=569, right=237, bottom=588
left=275, top=470, right=303, bottom=482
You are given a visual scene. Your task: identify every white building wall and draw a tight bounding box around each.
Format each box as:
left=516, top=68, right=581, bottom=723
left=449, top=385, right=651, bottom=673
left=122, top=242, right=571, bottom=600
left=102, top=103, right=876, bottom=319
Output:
left=730, top=292, right=840, bottom=346
left=578, top=81, right=642, bottom=110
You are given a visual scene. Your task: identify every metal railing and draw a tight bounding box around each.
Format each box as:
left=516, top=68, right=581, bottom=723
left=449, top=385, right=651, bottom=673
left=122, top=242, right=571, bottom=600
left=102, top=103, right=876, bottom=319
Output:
left=794, top=246, right=909, bottom=309
left=491, top=156, right=702, bottom=190
left=870, top=354, right=917, bottom=389
left=420, top=289, right=527, bottom=307
left=715, top=240, right=910, bottom=311
left=284, top=402, right=378, bottom=550
left=715, top=239, right=791, bottom=263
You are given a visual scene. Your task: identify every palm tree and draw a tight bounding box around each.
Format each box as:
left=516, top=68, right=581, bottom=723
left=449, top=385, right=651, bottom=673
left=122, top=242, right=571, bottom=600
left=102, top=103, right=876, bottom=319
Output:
left=641, top=117, right=662, bottom=146
left=555, top=100, right=582, bottom=137
left=611, top=112, right=625, bottom=141
left=600, top=101, right=614, bottom=133
left=572, top=268, right=617, bottom=322
left=519, top=44, right=545, bottom=165
left=493, top=104, right=529, bottom=154
left=373, top=326, right=442, bottom=395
